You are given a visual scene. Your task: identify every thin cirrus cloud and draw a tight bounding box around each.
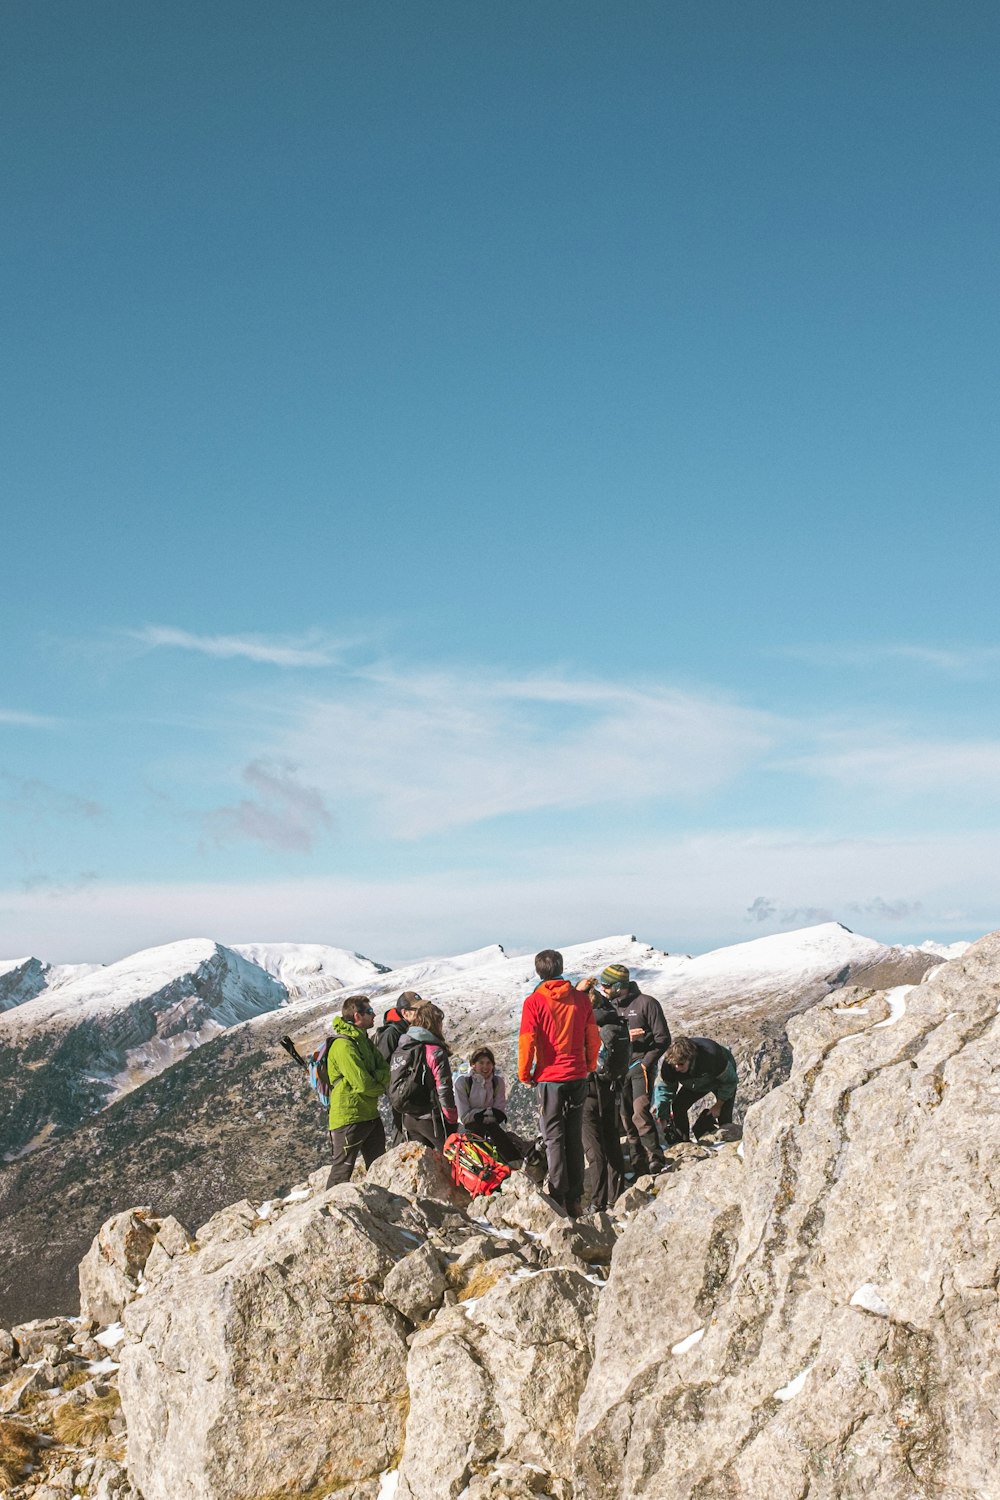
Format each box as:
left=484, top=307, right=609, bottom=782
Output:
left=0, top=708, right=57, bottom=727
left=268, top=667, right=780, bottom=838
left=781, top=643, right=1000, bottom=677
left=204, top=759, right=334, bottom=853
left=783, top=737, right=1000, bottom=794
left=133, top=626, right=343, bottom=668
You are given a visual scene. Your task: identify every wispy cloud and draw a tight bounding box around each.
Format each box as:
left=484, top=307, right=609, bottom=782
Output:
left=784, top=737, right=1000, bottom=794
left=269, top=667, right=779, bottom=837
left=133, top=626, right=343, bottom=668
left=205, top=760, right=334, bottom=853
left=0, top=708, right=58, bottom=727
left=782, top=643, right=1000, bottom=678
left=0, top=775, right=104, bottom=824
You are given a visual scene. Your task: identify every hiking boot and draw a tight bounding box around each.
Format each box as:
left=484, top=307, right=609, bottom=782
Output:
left=565, top=1198, right=583, bottom=1219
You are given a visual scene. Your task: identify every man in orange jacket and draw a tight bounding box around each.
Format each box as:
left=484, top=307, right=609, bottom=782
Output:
left=518, top=948, right=601, bottom=1217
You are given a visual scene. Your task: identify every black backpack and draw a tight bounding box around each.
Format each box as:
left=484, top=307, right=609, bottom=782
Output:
left=596, top=1012, right=631, bottom=1086
left=388, top=1041, right=434, bottom=1114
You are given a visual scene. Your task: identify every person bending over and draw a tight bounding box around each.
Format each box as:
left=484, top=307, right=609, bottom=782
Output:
left=653, top=1035, right=738, bottom=1143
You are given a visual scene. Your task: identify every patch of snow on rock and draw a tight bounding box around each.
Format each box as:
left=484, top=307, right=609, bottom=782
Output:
left=671, top=1327, right=705, bottom=1354
left=850, top=1283, right=891, bottom=1317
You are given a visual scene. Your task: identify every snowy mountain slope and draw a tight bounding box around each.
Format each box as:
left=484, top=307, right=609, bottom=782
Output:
left=232, top=943, right=389, bottom=1002
left=0, top=939, right=288, bottom=1161
left=265, top=924, right=939, bottom=1065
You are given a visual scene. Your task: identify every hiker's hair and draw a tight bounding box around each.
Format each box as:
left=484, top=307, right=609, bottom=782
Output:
left=470, top=1045, right=495, bottom=1068
left=397, top=990, right=422, bottom=1009
left=665, top=1036, right=698, bottom=1068
left=409, top=1000, right=449, bottom=1049
left=341, top=994, right=372, bottom=1022
left=534, top=948, right=563, bottom=980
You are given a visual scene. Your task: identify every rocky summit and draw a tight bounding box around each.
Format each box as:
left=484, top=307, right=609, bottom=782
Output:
left=1, top=934, right=996, bottom=1498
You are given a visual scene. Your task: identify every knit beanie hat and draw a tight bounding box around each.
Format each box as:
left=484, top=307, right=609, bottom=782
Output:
left=600, top=963, right=630, bottom=987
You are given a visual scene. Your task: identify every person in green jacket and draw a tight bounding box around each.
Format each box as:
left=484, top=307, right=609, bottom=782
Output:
left=326, top=994, right=391, bottom=1187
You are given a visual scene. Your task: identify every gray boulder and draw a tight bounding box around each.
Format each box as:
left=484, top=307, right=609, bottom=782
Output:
left=78, top=1207, right=158, bottom=1325
left=382, top=1242, right=447, bottom=1324
left=119, top=1182, right=419, bottom=1500
left=364, top=1141, right=471, bottom=1208
left=396, top=1266, right=600, bottom=1498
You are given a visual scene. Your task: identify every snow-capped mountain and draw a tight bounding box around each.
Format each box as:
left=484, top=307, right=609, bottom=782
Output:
left=232, top=942, right=390, bottom=1002
left=0, top=939, right=288, bottom=1161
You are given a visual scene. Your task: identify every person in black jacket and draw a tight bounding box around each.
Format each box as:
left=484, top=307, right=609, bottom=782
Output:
left=581, top=991, right=628, bottom=1209
left=653, top=1035, right=738, bottom=1142
left=598, top=964, right=671, bottom=1176
left=374, top=992, right=422, bottom=1145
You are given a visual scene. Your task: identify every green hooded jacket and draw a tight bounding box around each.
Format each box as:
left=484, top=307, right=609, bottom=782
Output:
left=326, top=1014, right=390, bottom=1130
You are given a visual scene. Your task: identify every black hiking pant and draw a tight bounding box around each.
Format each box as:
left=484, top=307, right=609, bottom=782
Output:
left=327, top=1117, right=386, bottom=1187
left=537, top=1078, right=588, bottom=1211
left=582, top=1079, right=625, bottom=1210
left=463, top=1113, right=528, bottom=1166
left=620, top=1065, right=664, bottom=1174
left=402, top=1111, right=446, bottom=1150
left=669, top=1085, right=736, bottom=1141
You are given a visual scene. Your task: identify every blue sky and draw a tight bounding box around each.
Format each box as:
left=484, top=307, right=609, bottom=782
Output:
left=2, top=1, right=999, bottom=961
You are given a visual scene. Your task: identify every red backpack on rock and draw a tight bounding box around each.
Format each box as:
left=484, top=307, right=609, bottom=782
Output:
left=443, top=1131, right=511, bottom=1196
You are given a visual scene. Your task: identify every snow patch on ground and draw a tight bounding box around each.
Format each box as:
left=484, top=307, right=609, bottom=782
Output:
left=850, top=1283, right=891, bottom=1317
left=873, top=985, right=912, bottom=1030
left=774, top=1364, right=813, bottom=1401
left=671, top=1327, right=705, bottom=1354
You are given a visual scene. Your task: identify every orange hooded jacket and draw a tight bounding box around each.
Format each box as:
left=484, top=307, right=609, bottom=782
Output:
left=518, top=978, right=601, bottom=1084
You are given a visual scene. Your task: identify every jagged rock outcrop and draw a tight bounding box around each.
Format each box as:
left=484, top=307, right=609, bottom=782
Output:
left=574, top=939, right=1000, bottom=1498
left=0, top=958, right=49, bottom=1013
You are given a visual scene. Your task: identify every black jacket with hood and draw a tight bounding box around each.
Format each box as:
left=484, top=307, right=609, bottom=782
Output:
left=612, top=982, right=670, bottom=1078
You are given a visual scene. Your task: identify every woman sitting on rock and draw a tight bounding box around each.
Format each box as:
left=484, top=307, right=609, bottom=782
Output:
left=455, top=1045, right=527, bottom=1165
left=388, top=1001, right=459, bottom=1150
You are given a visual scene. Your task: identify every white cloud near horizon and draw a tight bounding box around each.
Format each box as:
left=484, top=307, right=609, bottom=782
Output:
left=1, top=825, right=997, bottom=965
left=133, top=626, right=344, bottom=668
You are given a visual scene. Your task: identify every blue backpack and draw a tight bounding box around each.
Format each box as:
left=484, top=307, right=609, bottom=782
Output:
left=307, top=1038, right=335, bottom=1109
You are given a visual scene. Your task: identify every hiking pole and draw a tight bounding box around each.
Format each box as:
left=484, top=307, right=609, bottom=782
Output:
left=278, top=1035, right=307, bottom=1069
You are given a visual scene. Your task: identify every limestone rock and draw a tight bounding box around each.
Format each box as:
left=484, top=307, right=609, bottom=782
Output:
left=10, top=1316, right=75, bottom=1363
left=364, top=1141, right=471, bottom=1208
left=382, top=1243, right=447, bottom=1324
left=0, top=1360, right=57, bottom=1413
left=119, top=1182, right=418, bottom=1500
left=574, top=933, right=1000, bottom=1499
left=481, top=1171, right=566, bottom=1236
left=538, top=1213, right=617, bottom=1268
left=396, top=1267, right=599, bottom=1498
left=0, top=1327, right=18, bottom=1374
left=78, top=1208, right=158, bottom=1325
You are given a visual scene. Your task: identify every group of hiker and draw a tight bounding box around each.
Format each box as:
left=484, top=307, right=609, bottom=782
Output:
left=317, top=949, right=738, bottom=1215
